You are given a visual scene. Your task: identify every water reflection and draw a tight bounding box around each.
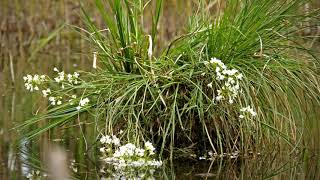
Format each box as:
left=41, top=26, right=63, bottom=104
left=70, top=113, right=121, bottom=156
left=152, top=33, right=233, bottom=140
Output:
left=10, top=140, right=320, bottom=180
left=20, top=139, right=31, bottom=177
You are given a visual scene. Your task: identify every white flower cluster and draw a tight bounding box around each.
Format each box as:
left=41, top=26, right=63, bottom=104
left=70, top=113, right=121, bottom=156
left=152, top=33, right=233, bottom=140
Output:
left=76, top=97, right=90, bottom=111
left=53, top=67, right=80, bottom=88
left=239, top=106, right=257, bottom=119
left=26, top=170, right=47, bottom=180
left=23, top=74, right=46, bottom=92
left=205, top=57, right=243, bottom=104
left=100, top=134, right=162, bottom=170
left=23, top=68, right=89, bottom=110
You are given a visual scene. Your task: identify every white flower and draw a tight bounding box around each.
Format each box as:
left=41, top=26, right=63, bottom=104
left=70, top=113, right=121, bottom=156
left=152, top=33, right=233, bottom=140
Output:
left=54, top=77, right=61, bottom=83
left=240, top=106, right=257, bottom=118
left=26, top=173, right=32, bottom=179
left=79, top=98, right=89, bottom=106
left=145, top=141, right=156, bottom=154
left=76, top=106, right=81, bottom=111
left=53, top=67, right=59, bottom=72
left=73, top=72, right=80, bottom=78
left=135, top=148, right=145, bottom=157
left=67, top=74, right=73, bottom=83
left=147, top=160, right=162, bottom=167
left=236, top=73, right=243, bottom=80
left=77, top=98, right=89, bottom=110
left=210, top=57, right=222, bottom=65
left=100, top=147, right=106, bottom=153
left=49, top=97, right=56, bottom=105
left=216, top=95, right=223, bottom=101
left=57, top=100, right=62, bottom=105
left=100, top=135, right=112, bottom=144
left=207, top=82, right=213, bottom=88
left=23, top=74, right=46, bottom=92
left=112, top=135, right=120, bottom=146
left=33, top=74, right=39, bottom=81
left=239, top=115, right=244, bottom=119
left=203, top=61, right=209, bottom=65
left=42, top=88, right=51, bottom=97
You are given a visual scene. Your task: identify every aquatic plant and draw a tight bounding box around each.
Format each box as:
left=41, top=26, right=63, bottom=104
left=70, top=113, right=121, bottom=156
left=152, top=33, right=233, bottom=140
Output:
left=20, top=0, right=320, bottom=161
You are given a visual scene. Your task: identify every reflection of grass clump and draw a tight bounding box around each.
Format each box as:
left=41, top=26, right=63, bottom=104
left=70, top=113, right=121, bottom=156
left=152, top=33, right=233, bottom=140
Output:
left=20, top=0, right=320, bottom=160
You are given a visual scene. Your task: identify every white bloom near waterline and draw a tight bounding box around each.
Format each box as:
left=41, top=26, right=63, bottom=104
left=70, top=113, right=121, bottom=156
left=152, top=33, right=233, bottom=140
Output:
left=100, top=134, right=162, bottom=170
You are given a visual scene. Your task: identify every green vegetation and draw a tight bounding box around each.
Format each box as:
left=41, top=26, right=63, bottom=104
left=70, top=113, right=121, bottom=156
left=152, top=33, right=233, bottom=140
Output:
left=19, top=0, right=320, bottom=162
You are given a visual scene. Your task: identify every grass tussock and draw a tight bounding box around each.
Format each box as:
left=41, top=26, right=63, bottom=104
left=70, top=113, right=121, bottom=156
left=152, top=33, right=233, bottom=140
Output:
left=19, top=0, right=320, bottom=160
